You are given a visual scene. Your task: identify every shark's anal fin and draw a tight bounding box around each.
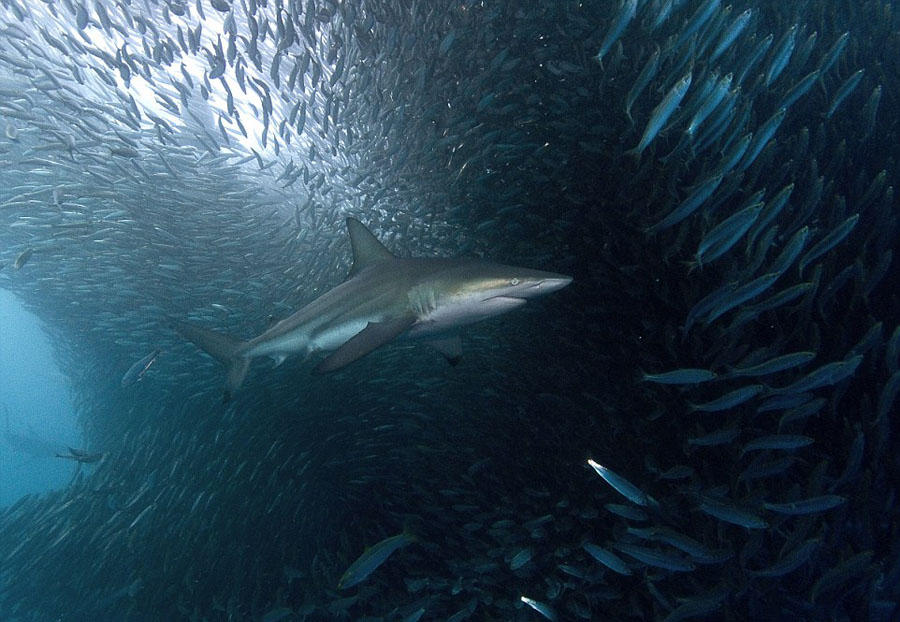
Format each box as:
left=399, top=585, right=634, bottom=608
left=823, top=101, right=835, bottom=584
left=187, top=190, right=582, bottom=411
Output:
left=313, top=314, right=416, bottom=374
left=425, top=335, right=463, bottom=366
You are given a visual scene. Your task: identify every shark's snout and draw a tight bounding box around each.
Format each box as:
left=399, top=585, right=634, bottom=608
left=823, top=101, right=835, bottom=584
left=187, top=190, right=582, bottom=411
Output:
left=515, top=274, right=572, bottom=298
left=537, top=275, right=573, bottom=293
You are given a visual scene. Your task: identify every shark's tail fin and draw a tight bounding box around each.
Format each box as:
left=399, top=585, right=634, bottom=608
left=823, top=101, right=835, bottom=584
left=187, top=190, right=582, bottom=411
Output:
left=174, top=322, right=250, bottom=401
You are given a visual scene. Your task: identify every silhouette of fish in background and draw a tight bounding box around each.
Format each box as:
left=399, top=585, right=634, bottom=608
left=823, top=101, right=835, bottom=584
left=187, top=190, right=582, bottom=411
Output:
left=0, top=0, right=897, bottom=620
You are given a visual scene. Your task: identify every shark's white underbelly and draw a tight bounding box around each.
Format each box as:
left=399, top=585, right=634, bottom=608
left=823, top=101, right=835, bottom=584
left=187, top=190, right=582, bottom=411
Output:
left=407, top=295, right=527, bottom=338
left=245, top=291, right=528, bottom=360
left=309, top=318, right=371, bottom=352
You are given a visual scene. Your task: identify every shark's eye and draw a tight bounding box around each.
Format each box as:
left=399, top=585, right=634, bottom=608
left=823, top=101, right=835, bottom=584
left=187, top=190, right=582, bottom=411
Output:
left=510, top=278, right=520, bottom=285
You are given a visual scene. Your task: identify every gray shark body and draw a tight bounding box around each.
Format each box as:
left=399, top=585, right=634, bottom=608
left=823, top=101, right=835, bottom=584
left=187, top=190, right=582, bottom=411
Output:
left=177, top=218, right=572, bottom=399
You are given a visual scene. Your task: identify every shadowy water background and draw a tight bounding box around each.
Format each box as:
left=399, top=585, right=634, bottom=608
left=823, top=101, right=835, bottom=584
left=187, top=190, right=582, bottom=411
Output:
left=0, top=289, right=80, bottom=507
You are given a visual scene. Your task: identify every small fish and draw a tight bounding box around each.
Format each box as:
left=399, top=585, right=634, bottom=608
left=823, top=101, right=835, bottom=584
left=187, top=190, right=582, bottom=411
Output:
left=763, top=495, right=846, bottom=515
left=695, top=203, right=762, bottom=266
left=520, top=595, right=557, bottom=622
left=748, top=539, right=820, bottom=577
left=657, top=465, right=695, bottom=480
left=818, top=31, right=850, bottom=76
left=703, top=272, right=781, bottom=326
left=738, top=108, right=786, bottom=171
left=687, top=426, right=741, bottom=447
left=765, top=24, right=797, bottom=86
left=14, top=248, right=34, bottom=269
left=121, top=349, right=161, bottom=387
left=710, top=132, right=752, bottom=179
left=634, top=526, right=721, bottom=561
left=605, top=503, right=649, bottom=521
left=612, top=542, right=695, bottom=572
left=651, top=174, right=727, bottom=234
left=687, top=72, right=732, bottom=136
left=625, top=46, right=660, bottom=122
left=338, top=533, right=414, bottom=589
left=109, top=145, right=141, bottom=158
left=690, top=385, right=764, bottom=412
left=629, top=72, right=692, bottom=157
left=650, top=0, right=674, bottom=30
left=557, top=564, right=585, bottom=579
left=595, top=0, right=638, bottom=66
left=798, top=213, right=859, bottom=273
left=509, top=547, right=533, bottom=570
left=778, top=397, right=827, bottom=428
left=810, top=551, right=874, bottom=604
left=640, top=368, right=717, bottom=385
left=710, top=8, right=753, bottom=62
left=740, top=282, right=812, bottom=321
left=768, top=226, right=810, bottom=276
left=402, top=609, right=425, bottom=622
left=728, top=351, right=816, bottom=377
left=748, top=183, right=795, bottom=249
left=862, top=84, right=882, bottom=137
left=587, top=459, right=652, bottom=507
left=741, top=434, right=814, bottom=455
left=826, top=69, right=864, bottom=118
left=699, top=499, right=768, bottom=529
left=583, top=543, right=632, bottom=575
left=738, top=455, right=798, bottom=482
left=672, top=0, right=721, bottom=50
left=438, top=30, right=457, bottom=55
left=771, top=354, right=863, bottom=394
left=776, top=69, right=820, bottom=111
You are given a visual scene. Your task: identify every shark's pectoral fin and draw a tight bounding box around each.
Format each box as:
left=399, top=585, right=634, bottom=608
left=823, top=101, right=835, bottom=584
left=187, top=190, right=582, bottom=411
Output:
left=313, top=314, right=416, bottom=374
left=425, top=335, right=463, bottom=366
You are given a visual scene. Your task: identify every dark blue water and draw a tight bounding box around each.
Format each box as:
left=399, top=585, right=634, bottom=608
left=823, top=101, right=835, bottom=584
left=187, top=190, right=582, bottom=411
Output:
left=0, top=0, right=898, bottom=620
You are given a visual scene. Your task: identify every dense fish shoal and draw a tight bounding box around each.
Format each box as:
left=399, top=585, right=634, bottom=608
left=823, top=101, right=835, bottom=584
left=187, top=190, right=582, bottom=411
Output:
left=0, top=0, right=898, bottom=620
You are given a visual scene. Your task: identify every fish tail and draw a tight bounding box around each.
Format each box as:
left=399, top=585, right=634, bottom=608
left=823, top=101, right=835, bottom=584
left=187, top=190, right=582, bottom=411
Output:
left=401, top=521, right=422, bottom=545
left=624, top=147, right=642, bottom=164
left=174, top=321, right=250, bottom=401
left=682, top=258, right=702, bottom=274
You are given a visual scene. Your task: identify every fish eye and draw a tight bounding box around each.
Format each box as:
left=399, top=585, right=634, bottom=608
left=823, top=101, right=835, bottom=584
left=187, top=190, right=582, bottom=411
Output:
left=510, top=278, right=520, bottom=285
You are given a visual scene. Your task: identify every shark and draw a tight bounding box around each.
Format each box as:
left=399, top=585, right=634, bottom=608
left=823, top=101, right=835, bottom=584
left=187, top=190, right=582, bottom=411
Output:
left=176, top=217, right=572, bottom=400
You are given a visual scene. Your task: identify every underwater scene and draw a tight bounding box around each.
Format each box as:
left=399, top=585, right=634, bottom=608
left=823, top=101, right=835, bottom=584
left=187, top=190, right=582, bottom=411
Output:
left=0, top=0, right=898, bottom=620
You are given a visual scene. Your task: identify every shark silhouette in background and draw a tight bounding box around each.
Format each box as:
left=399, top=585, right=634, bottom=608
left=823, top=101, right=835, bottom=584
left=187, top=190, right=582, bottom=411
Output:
left=3, top=406, right=102, bottom=487
left=55, top=446, right=103, bottom=464
left=2, top=406, right=65, bottom=458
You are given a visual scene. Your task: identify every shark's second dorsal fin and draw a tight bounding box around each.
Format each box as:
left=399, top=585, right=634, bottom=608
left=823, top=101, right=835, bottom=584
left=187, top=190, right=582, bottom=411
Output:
left=346, top=217, right=395, bottom=278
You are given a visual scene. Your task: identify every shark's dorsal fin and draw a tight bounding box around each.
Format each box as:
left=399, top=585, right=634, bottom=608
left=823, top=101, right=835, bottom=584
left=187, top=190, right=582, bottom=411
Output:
left=347, top=217, right=394, bottom=278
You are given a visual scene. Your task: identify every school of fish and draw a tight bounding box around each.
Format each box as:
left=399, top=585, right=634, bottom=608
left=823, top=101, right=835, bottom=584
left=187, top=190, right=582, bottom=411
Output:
left=0, top=0, right=898, bottom=620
